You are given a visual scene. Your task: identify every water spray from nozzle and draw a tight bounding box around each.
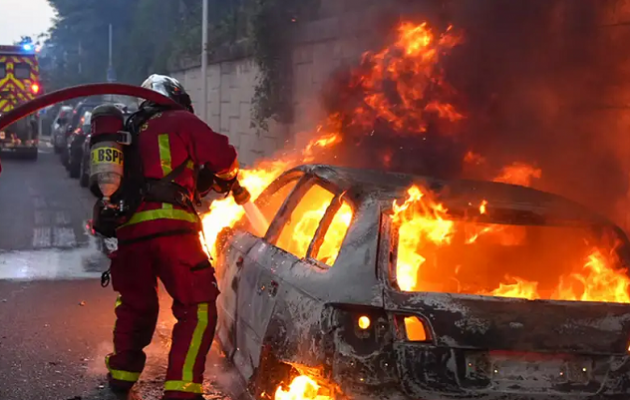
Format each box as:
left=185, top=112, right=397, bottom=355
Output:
left=232, top=180, right=269, bottom=237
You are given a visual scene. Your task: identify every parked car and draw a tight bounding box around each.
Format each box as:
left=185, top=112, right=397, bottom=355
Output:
left=79, top=103, right=136, bottom=186
left=67, top=109, right=92, bottom=178
left=51, top=105, right=73, bottom=154
left=60, top=99, right=100, bottom=167
left=213, top=164, right=630, bottom=400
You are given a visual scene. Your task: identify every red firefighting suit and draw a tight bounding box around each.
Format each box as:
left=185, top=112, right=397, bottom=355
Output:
left=105, top=109, right=238, bottom=398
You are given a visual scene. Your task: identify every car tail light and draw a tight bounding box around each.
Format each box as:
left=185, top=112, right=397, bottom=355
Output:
left=31, top=83, right=40, bottom=94
left=394, top=314, right=432, bottom=342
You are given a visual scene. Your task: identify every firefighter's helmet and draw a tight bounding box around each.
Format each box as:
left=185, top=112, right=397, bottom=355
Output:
left=140, top=74, right=194, bottom=112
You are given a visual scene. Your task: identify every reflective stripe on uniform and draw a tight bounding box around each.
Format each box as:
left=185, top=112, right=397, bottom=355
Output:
left=164, top=303, right=209, bottom=394
left=158, top=134, right=172, bottom=176
left=123, top=207, right=198, bottom=225
left=183, top=303, right=209, bottom=381
left=158, top=134, right=174, bottom=210
left=121, top=133, right=198, bottom=227
left=105, top=354, right=140, bottom=382
left=164, top=380, right=203, bottom=393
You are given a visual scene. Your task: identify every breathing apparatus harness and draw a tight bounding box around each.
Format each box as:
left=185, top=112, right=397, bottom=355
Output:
left=91, top=103, right=205, bottom=240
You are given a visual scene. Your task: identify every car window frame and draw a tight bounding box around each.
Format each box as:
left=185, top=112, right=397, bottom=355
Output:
left=305, top=193, right=354, bottom=269
left=232, top=170, right=304, bottom=236
left=265, top=175, right=350, bottom=269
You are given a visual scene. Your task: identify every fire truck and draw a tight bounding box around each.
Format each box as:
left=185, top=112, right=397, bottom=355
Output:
left=0, top=43, right=42, bottom=160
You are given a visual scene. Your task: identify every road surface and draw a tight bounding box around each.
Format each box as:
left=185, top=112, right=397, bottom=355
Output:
left=0, top=145, right=236, bottom=400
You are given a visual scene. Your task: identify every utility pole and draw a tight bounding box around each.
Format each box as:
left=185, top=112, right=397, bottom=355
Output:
left=201, top=0, right=208, bottom=122
left=108, top=24, right=113, bottom=69
left=78, top=41, right=82, bottom=75
left=107, top=24, right=116, bottom=102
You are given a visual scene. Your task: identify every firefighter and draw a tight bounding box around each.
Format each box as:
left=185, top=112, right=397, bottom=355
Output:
left=104, top=74, right=239, bottom=400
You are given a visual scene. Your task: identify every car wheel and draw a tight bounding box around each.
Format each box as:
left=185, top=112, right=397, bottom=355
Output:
left=249, top=346, right=293, bottom=400
left=23, top=148, right=38, bottom=161
left=53, top=142, right=61, bottom=154
left=69, top=156, right=81, bottom=178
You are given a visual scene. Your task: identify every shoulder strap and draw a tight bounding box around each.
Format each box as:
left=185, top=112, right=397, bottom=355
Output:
left=160, top=158, right=190, bottom=183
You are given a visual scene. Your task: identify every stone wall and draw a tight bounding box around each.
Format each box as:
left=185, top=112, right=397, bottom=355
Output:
left=171, top=59, right=286, bottom=167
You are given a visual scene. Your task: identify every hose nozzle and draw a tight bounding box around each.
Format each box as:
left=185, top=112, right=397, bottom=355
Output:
left=232, top=180, right=251, bottom=205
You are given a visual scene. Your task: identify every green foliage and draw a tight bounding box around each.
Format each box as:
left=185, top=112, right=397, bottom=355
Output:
left=42, top=0, right=209, bottom=89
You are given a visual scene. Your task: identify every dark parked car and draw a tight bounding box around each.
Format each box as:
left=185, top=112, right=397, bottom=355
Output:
left=67, top=109, right=92, bottom=178
left=60, top=99, right=100, bottom=167
left=51, top=105, right=73, bottom=154
left=213, top=164, right=630, bottom=400
left=79, top=103, right=135, bottom=187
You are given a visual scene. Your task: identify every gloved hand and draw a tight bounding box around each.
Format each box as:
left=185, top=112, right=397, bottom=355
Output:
left=211, top=176, right=237, bottom=194
left=197, top=166, right=236, bottom=195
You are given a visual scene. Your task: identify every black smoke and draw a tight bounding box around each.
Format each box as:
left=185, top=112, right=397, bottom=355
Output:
left=316, top=0, right=630, bottom=227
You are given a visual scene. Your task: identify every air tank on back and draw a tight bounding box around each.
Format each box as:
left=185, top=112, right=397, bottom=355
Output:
left=89, top=104, right=125, bottom=205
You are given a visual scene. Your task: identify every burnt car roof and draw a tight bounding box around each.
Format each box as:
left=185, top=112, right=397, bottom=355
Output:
left=286, top=164, right=612, bottom=227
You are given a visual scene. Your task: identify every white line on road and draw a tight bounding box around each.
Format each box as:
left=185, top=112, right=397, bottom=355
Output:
left=33, top=197, right=47, bottom=209
left=32, top=227, right=52, bottom=248
left=34, top=210, right=49, bottom=226
left=52, top=227, right=77, bottom=248
left=54, top=211, right=71, bottom=226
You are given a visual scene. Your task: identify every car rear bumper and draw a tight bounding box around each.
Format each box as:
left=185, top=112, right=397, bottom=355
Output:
left=333, top=344, right=630, bottom=399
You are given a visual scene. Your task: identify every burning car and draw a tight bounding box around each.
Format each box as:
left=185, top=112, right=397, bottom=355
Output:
left=210, top=164, right=630, bottom=400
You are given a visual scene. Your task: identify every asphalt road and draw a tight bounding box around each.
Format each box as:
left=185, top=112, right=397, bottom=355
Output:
left=0, top=144, right=236, bottom=400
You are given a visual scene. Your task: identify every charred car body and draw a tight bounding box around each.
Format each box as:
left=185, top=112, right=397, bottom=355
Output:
left=214, top=164, right=630, bottom=400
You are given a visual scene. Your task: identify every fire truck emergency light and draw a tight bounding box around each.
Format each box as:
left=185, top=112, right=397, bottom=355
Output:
left=31, top=84, right=40, bottom=94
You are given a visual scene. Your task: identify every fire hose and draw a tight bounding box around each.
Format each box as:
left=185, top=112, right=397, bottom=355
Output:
left=0, top=83, right=267, bottom=235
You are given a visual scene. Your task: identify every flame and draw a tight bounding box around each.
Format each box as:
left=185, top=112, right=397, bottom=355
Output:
left=553, top=249, right=630, bottom=303
left=483, top=276, right=541, bottom=300
left=393, top=185, right=454, bottom=291
left=392, top=184, right=630, bottom=303
left=493, top=162, right=542, bottom=187
left=274, top=376, right=331, bottom=400
left=200, top=22, right=462, bottom=258
left=201, top=160, right=289, bottom=258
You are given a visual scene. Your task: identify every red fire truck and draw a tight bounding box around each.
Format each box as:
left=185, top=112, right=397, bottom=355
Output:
left=0, top=43, right=42, bottom=160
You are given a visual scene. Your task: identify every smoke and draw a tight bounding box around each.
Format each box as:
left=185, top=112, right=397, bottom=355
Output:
left=309, top=0, right=630, bottom=227
left=445, top=0, right=629, bottom=223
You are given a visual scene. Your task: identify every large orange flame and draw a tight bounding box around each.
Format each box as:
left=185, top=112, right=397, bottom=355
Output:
left=392, top=185, right=630, bottom=303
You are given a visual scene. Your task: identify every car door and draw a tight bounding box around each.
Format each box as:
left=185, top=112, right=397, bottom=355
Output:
left=226, top=176, right=301, bottom=378
left=235, top=178, right=348, bottom=375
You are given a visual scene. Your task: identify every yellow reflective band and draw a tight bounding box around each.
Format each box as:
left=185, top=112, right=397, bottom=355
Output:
left=164, top=380, right=203, bottom=393
left=115, top=296, right=122, bottom=308
left=158, top=133, right=172, bottom=176
left=182, top=303, right=209, bottom=382
left=121, top=208, right=198, bottom=227
left=105, top=354, right=140, bottom=382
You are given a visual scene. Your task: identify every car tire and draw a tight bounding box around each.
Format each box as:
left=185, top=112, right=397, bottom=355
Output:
left=53, top=143, right=61, bottom=154
left=23, top=148, right=38, bottom=161
left=249, top=346, right=293, bottom=400
left=69, top=157, right=81, bottom=178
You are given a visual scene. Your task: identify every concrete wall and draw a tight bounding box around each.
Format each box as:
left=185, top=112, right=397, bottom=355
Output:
left=171, top=59, right=285, bottom=166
